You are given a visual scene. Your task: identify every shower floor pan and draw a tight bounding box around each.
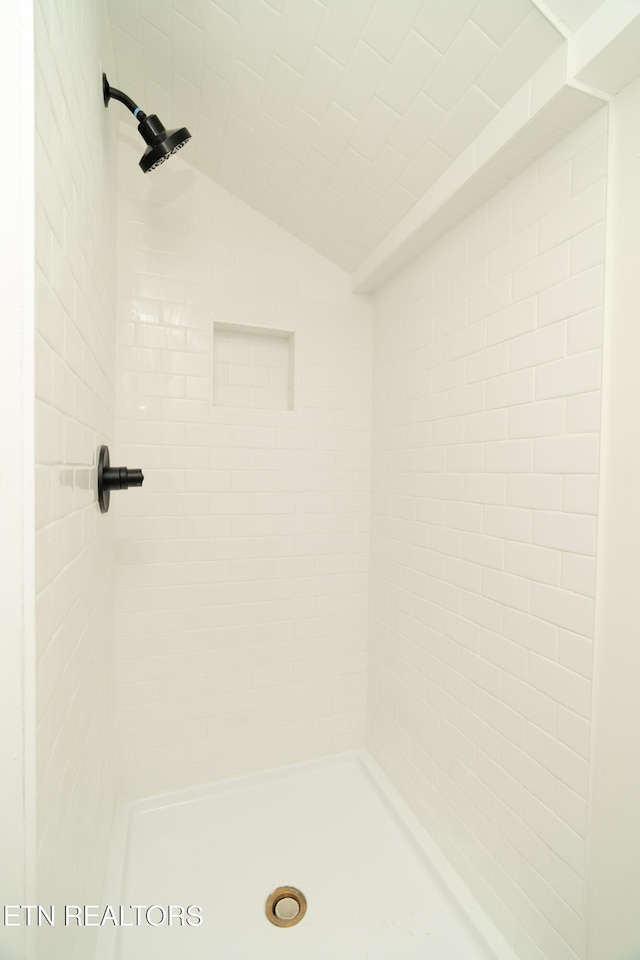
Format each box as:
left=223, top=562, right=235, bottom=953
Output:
left=98, top=753, right=517, bottom=960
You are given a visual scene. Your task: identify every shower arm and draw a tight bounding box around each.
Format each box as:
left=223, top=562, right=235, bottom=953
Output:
left=102, top=75, right=147, bottom=122
left=102, top=72, right=192, bottom=172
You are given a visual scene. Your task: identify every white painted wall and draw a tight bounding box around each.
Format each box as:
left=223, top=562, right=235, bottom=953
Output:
left=114, top=134, right=371, bottom=800
left=0, top=2, right=35, bottom=959
left=587, top=75, right=640, bottom=960
left=369, top=109, right=608, bottom=960
left=34, top=1, right=118, bottom=957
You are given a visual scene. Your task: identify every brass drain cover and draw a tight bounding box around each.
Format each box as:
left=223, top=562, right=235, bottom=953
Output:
left=265, top=886, right=307, bottom=927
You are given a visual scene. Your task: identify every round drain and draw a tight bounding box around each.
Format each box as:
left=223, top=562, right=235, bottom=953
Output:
left=265, top=886, right=307, bottom=928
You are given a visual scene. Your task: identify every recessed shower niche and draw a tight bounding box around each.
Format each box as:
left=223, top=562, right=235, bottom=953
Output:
left=212, top=322, right=295, bottom=411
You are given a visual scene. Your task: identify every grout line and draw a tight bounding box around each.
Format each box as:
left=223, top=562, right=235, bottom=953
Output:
left=528, top=0, right=572, bottom=40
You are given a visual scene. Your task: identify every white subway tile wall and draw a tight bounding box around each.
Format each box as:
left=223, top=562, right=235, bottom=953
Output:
left=34, top=0, right=117, bottom=957
left=368, top=109, right=607, bottom=960
left=114, top=138, right=371, bottom=800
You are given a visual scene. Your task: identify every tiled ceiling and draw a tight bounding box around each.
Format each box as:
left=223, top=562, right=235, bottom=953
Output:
left=107, top=0, right=595, bottom=272
left=536, top=0, right=605, bottom=32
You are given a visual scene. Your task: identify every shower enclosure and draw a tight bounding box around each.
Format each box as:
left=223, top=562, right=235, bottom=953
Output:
left=4, top=1, right=640, bottom=959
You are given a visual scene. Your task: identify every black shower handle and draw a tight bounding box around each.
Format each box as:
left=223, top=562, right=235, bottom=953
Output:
left=98, top=445, right=144, bottom=513
left=103, top=465, right=144, bottom=490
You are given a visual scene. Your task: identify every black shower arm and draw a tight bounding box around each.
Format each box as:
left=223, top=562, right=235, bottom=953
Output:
left=103, top=75, right=147, bottom=122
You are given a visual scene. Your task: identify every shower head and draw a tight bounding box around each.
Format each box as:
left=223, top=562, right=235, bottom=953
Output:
left=137, top=114, right=192, bottom=172
left=102, top=73, right=191, bottom=173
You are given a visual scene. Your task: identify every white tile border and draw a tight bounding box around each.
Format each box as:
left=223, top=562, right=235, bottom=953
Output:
left=352, top=48, right=607, bottom=293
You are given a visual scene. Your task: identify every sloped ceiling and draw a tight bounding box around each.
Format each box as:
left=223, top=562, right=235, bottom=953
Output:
left=537, top=0, right=606, bottom=32
left=107, top=0, right=601, bottom=273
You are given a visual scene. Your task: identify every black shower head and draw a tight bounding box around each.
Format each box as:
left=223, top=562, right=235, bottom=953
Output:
left=103, top=74, right=191, bottom=173
left=137, top=114, right=191, bottom=172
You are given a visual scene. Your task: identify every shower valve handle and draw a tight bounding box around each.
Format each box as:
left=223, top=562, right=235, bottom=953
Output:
left=103, top=466, right=144, bottom=490
left=98, top=445, right=144, bottom=514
